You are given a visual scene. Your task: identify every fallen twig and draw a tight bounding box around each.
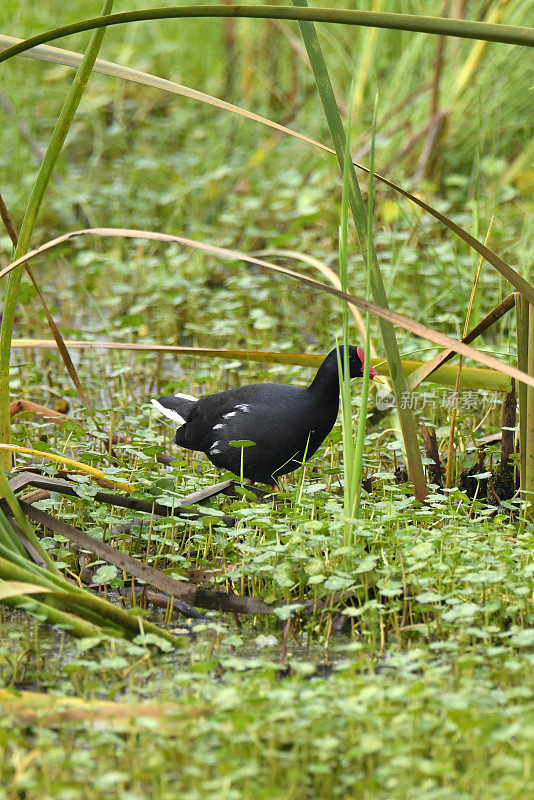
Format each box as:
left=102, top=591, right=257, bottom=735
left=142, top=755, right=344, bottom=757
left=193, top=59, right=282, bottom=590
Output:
left=16, top=501, right=274, bottom=616
left=9, top=472, right=236, bottom=525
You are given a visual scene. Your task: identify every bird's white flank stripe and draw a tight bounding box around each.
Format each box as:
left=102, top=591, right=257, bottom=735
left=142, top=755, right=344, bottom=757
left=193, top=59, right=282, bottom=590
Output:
left=213, top=423, right=225, bottom=430
left=223, top=411, right=237, bottom=419
left=174, top=392, right=198, bottom=402
left=235, top=404, right=251, bottom=412
left=150, top=398, right=185, bottom=425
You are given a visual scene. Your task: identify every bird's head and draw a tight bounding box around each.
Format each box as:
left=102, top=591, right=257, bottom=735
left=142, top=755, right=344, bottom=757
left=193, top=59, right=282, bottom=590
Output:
left=340, top=345, right=385, bottom=383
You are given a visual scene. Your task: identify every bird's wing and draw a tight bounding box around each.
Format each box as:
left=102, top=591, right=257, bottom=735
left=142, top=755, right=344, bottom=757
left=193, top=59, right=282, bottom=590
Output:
left=181, top=385, right=313, bottom=452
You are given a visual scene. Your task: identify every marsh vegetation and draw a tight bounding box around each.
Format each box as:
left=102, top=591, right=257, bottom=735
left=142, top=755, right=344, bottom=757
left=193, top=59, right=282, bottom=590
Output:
left=0, top=1, right=533, bottom=797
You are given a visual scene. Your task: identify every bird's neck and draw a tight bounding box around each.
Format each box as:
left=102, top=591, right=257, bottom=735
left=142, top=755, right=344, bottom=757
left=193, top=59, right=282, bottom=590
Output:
left=307, top=354, right=340, bottom=400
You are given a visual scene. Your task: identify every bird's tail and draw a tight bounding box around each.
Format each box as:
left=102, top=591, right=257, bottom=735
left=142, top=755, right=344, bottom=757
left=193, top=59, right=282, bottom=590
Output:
left=150, top=393, right=198, bottom=425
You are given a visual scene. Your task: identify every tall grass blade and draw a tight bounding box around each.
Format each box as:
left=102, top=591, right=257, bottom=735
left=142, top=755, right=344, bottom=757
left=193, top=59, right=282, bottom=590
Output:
left=445, top=218, right=492, bottom=488
left=516, top=295, right=529, bottom=490
left=0, top=595, right=99, bottom=638
left=0, top=0, right=114, bottom=469
left=0, top=193, right=96, bottom=418
left=2, top=35, right=531, bottom=301
left=0, top=541, right=182, bottom=645
left=0, top=508, right=29, bottom=559
left=407, top=294, right=516, bottom=391
left=292, top=0, right=427, bottom=500
left=9, top=338, right=513, bottom=392
left=0, top=581, right=54, bottom=601
left=0, top=470, right=59, bottom=574
left=2, top=227, right=534, bottom=388
left=352, top=97, right=378, bottom=518
left=338, top=82, right=355, bottom=543
left=453, top=0, right=515, bottom=100
left=525, top=305, right=534, bottom=518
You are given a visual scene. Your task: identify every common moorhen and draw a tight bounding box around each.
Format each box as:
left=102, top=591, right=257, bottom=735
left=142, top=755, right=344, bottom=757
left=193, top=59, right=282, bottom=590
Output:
left=152, top=345, right=383, bottom=485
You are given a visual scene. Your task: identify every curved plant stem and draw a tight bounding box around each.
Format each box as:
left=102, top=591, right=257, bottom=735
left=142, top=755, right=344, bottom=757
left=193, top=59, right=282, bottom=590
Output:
left=1, top=35, right=530, bottom=301
left=7, top=339, right=514, bottom=391
left=2, top=227, right=533, bottom=388
left=0, top=6, right=532, bottom=65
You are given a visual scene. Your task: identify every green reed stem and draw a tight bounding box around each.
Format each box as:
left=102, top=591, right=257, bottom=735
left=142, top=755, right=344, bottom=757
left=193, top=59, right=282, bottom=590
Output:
left=0, top=471, right=60, bottom=574
left=516, top=295, right=528, bottom=492
left=0, top=544, right=182, bottom=646
left=1, top=6, right=532, bottom=65
left=0, top=508, right=29, bottom=559
left=352, top=98, right=378, bottom=520
left=339, top=87, right=355, bottom=549
left=293, top=0, right=427, bottom=501
left=0, top=0, right=114, bottom=469
left=525, top=303, right=534, bottom=519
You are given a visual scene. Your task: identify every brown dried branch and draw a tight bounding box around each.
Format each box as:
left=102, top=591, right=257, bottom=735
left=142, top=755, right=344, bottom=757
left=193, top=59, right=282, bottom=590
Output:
left=9, top=472, right=236, bottom=525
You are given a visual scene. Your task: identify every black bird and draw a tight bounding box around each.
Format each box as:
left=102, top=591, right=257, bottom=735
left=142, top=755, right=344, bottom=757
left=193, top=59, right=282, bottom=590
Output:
left=151, top=346, right=383, bottom=485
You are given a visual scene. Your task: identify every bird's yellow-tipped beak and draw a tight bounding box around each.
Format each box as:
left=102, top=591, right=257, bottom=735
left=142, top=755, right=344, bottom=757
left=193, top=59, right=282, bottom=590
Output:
left=369, top=365, right=386, bottom=384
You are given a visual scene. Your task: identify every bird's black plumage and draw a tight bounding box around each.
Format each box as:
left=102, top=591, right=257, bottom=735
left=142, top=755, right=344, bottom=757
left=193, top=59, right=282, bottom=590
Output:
left=152, top=346, right=381, bottom=485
